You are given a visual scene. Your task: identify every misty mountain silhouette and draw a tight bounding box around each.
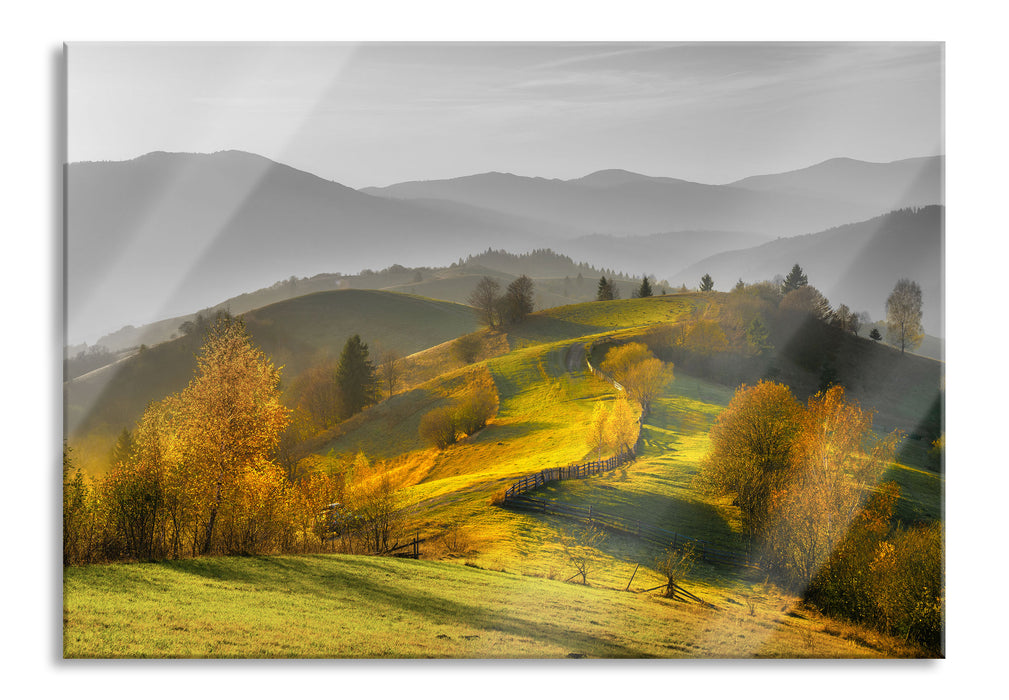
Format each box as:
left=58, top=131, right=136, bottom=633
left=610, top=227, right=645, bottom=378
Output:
left=66, top=151, right=553, bottom=343
left=66, top=150, right=943, bottom=345
left=363, top=156, right=941, bottom=237
left=675, top=206, right=944, bottom=335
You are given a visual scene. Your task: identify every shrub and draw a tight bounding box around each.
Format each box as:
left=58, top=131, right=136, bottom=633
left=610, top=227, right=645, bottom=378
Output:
left=419, top=406, right=458, bottom=449
left=452, top=333, right=483, bottom=364
left=454, top=382, right=499, bottom=435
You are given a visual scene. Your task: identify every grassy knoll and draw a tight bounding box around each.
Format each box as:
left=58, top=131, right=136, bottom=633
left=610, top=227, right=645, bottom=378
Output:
left=63, top=554, right=917, bottom=658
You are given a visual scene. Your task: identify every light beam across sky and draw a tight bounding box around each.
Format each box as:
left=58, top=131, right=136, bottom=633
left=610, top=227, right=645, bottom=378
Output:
left=68, top=42, right=943, bottom=188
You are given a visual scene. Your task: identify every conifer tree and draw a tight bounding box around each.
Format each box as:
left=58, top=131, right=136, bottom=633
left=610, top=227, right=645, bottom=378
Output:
left=596, top=276, right=614, bottom=301
left=335, top=334, right=378, bottom=419
left=781, top=264, right=808, bottom=295
left=637, top=275, right=653, bottom=298
left=699, top=273, right=714, bottom=292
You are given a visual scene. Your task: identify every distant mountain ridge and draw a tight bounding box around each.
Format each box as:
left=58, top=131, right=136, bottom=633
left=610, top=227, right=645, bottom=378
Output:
left=67, top=150, right=942, bottom=345
left=675, top=206, right=944, bottom=335
left=728, top=156, right=943, bottom=212
left=66, top=151, right=552, bottom=344
left=363, top=155, right=942, bottom=238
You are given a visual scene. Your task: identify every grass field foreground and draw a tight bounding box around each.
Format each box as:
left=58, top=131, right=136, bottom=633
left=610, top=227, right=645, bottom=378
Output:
left=63, top=554, right=918, bottom=659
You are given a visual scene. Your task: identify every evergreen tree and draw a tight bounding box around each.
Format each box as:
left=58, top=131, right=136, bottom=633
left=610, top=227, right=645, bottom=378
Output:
left=734, top=278, right=746, bottom=292
left=335, top=334, right=378, bottom=418
left=781, top=264, right=808, bottom=295
left=745, top=315, right=772, bottom=356
left=596, top=276, right=614, bottom=301
left=699, top=273, right=714, bottom=292
left=637, top=275, right=653, bottom=298
left=869, top=327, right=882, bottom=341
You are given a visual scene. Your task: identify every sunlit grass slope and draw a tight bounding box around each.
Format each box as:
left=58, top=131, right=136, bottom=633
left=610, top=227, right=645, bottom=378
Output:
left=64, top=554, right=917, bottom=658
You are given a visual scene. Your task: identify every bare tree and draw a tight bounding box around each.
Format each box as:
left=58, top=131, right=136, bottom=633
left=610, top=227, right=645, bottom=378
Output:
left=377, top=349, right=403, bottom=398
left=467, top=276, right=502, bottom=328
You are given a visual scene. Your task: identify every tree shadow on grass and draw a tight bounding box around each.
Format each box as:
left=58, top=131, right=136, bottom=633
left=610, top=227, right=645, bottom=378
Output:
left=160, top=554, right=654, bottom=658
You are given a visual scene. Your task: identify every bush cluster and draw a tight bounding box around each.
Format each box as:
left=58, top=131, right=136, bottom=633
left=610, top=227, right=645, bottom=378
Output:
left=806, top=485, right=944, bottom=655
left=419, top=376, right=500, bottom=450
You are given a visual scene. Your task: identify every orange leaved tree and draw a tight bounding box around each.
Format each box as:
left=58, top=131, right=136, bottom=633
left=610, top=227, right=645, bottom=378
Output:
left=599, top=342, right=672, bottom=414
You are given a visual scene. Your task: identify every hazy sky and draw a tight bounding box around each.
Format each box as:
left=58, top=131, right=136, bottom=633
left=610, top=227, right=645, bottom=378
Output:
left=68, top=42, right=942, bottom=188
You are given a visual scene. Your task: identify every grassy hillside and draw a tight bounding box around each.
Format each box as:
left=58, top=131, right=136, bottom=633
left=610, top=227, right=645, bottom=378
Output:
left=298, top=292, right=941, bottom=574
left=65, top=292, right=943, bottom=658
left=64, top=553, right=921, bottom=658
left=93, top=249, right=640, bottom=351
left=66, top=289, right=478, bottom=475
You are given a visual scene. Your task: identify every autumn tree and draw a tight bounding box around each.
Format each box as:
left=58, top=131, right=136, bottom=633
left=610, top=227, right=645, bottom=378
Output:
left=765, top=386, right=897, bottom=587
left=683, top=320, right=729, bottom=355
left=599, top=342, right=672, bottom=414
left=172, top=318, right=291, bottom=554
left=780, top=264, right=808, bottom=295
left=335, top=334, right=378, bottom=418
left=703, top=381, right=898, bottom=588
left=468, top=276, right=503, bottom=328
left=702, top=381, right=805, bottom=547
left=699, top=273, right=714, bottom=292
left=780, top=285, right=832, bottom=322
left=885, top=278, right=924, bottom=354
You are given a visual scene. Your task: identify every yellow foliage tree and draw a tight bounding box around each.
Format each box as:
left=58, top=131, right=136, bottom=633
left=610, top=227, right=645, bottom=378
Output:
left=703, top=381, right=898, bottom=589
left=129, top=318, right=290, bottom=556
left=765, top=386, right=897, bottom=586
left=702, top=381, right=804, bottom=547
left=180, top=318, right=290, bottom=554
left=599, top=342, right=672, bottom=413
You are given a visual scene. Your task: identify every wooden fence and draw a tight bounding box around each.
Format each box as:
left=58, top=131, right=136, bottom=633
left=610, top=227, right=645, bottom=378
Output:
left=504, top=494, right=753, bottom=569
left=503, top=450, right=635, bottom=500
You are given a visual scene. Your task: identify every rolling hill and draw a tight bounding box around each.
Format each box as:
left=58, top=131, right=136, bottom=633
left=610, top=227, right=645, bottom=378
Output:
left=65, top=289, right=479, bottom=473
left=90, top=249, right=640, bottom=352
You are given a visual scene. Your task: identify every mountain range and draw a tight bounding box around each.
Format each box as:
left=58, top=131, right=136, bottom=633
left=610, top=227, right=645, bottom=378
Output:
left=66, top=150, right=943, bottom=344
